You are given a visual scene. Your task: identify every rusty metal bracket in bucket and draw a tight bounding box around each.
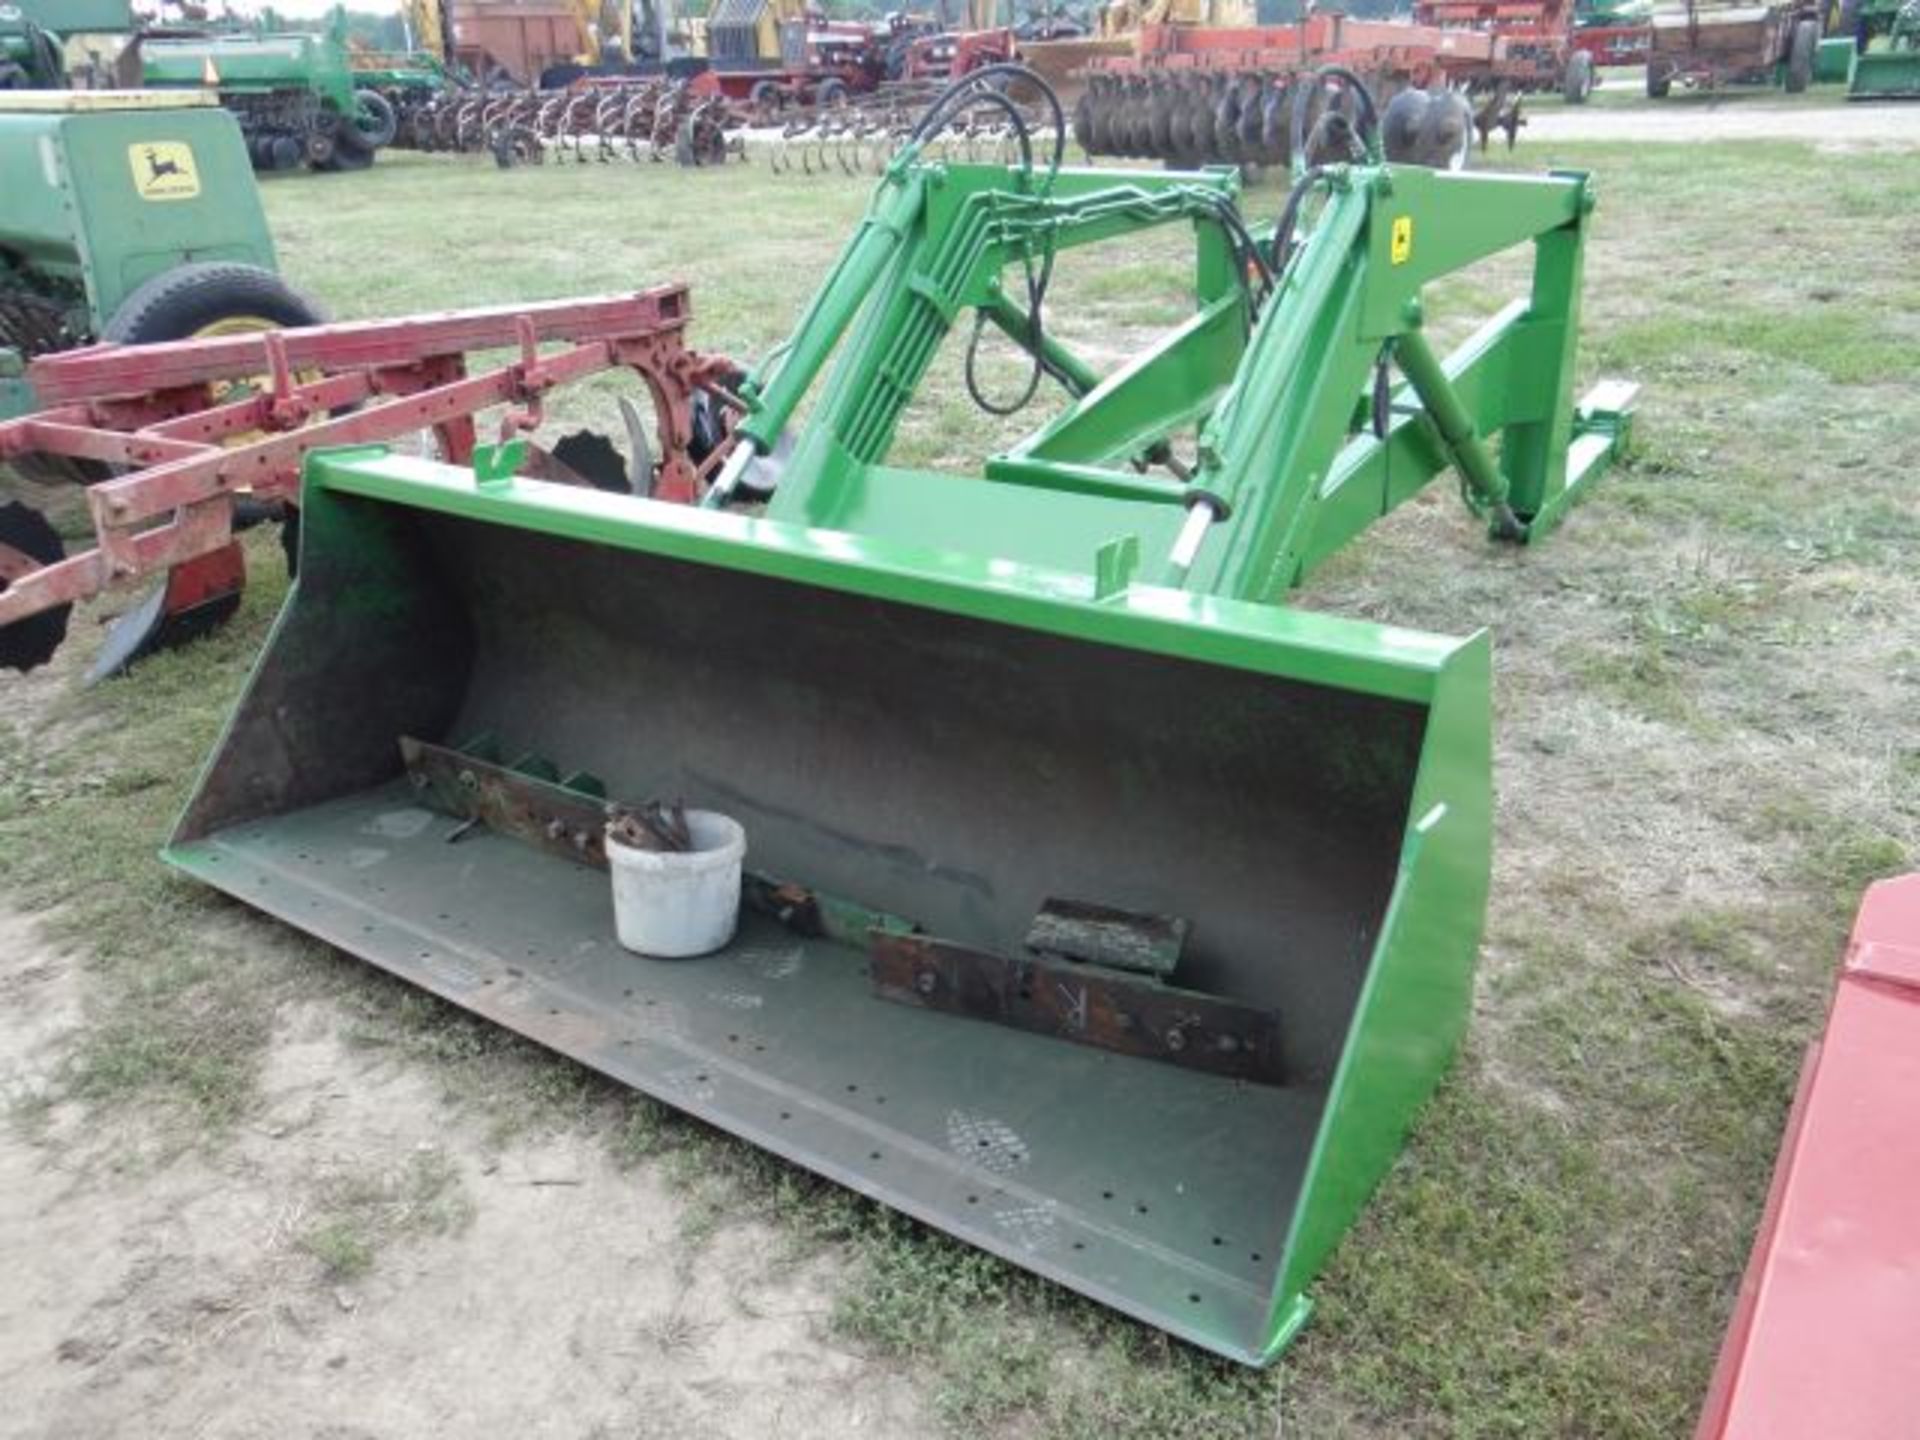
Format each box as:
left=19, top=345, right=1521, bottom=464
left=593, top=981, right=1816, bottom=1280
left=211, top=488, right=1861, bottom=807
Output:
left=163, top=69, right=1638, bottom=1366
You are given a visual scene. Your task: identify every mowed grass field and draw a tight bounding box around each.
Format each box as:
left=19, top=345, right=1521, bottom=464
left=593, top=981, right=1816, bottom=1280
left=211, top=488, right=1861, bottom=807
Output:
left=3, top=129, right=1917, bottom=1437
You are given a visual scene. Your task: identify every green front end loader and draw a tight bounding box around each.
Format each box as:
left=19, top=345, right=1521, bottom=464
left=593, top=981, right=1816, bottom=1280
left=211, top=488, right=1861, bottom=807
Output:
left=166, top=69, right=1635, bottom=1362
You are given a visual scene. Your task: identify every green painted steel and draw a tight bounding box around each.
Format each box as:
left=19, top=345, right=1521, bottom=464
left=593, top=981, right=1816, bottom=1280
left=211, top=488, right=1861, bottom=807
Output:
left=8, top=0, right=134, bottom=34
left=166, top=146, right=1635, bottom=1364
left=1816, top=34, right=1857, bottom=80
left=1848, top=0, right=1920, bottom=96
left=0, top=98, right=275, bottom=341
left=142, top=30, right=360, bottom=115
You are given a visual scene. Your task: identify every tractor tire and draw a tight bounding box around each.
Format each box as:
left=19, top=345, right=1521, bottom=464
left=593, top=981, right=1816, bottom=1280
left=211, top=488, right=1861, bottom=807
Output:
left=103, top=263, right=325, bottom=347
left=0, top=499, right=70, bottom=674
left=1646, top=59, right=1674, bottom=96
left=319, top=142, right=375, bottom=172
left=1786, top=18, right=1817, bottom=90
left=815, top=78, right=849, bottom=107
left=1562, top=49, right=1595, bottom=103
left=342, top=89, right=398, bottom=151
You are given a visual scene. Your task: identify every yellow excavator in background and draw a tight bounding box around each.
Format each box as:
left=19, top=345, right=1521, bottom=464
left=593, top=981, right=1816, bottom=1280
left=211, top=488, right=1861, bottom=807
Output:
left=1096, top=0, right=1251, bottom=37
left=570, top=0, right=634, bottom=65
left=403, top=0, right=451, bottom=59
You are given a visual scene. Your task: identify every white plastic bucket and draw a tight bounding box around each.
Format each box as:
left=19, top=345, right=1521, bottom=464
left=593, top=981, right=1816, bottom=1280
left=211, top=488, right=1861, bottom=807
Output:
left=606, top=810, right=746, bottom=959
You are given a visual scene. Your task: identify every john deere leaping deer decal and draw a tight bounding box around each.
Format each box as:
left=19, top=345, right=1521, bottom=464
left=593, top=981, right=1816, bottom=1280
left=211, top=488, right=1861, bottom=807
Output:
left=127, top=142, right=201, bottom=201
left=144, top=147, right=185, bottom=183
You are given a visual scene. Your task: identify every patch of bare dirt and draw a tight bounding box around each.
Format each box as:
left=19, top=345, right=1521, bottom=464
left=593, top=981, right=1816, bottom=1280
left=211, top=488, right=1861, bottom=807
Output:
left=0, top=914, right=931, bottom=1440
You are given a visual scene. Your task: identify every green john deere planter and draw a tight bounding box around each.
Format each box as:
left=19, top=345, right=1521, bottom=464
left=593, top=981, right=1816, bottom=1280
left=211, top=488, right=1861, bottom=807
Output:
left=166, top=68, right=1636, bottom=1363
left=0, top=89, right=321, bottom=672
left=139, top=9, right=397, bottom=171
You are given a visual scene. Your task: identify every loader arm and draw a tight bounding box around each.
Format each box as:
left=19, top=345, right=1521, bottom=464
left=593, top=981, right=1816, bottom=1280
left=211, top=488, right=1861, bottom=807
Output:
left=732, top=157, right=1631, bottom=604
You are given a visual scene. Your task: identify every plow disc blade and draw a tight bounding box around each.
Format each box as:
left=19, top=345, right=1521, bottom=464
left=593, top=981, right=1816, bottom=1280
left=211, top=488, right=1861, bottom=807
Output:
left=166, top=452, right=1493, bottom=1363
left=88, top=543, right=247, bottom=683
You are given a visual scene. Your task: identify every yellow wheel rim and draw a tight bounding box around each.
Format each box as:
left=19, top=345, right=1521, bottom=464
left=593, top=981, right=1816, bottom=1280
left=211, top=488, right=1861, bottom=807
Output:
left=191, top=313, right=319, bottom=470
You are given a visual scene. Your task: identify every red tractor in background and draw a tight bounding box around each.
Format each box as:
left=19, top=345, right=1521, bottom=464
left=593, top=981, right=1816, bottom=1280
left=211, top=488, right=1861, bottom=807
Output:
left=905, top=23, right=1015, bottom=79
left=700, top=0, right=920, bottom=108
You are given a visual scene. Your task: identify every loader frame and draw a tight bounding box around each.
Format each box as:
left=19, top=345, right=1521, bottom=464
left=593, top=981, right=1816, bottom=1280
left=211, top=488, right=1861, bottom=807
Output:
left=164, top=138, right=1635, bottom=1364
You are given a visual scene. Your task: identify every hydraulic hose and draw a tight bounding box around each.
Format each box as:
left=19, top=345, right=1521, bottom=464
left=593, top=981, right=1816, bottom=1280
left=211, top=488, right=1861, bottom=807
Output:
left=1268, top=166, right=1328, bottom=276
left=911, top=63, right=1065, bottom=194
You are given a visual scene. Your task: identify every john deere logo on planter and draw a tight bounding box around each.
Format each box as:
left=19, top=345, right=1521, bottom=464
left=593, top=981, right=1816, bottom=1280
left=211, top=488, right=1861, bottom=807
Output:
left=129, top=142, right=200, bottom=202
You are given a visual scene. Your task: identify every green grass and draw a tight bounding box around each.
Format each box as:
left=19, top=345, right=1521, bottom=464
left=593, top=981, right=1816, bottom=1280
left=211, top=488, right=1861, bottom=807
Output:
left=3, top=126, right=1917, bottom=1437
left=296, top=1147, right=473, bottom=1282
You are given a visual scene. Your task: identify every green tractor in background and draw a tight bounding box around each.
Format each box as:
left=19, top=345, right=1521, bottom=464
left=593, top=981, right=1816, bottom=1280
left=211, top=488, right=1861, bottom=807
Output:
left=138, top=7, right=399, bottom=171
left=0, top=90, right=320, bottom=670
left=1840, top=0, right=1920, bottom=94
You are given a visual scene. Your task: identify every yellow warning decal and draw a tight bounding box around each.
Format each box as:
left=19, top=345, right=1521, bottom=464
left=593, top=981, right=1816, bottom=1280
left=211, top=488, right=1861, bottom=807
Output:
left=128, top=141, right=200, bottom=201
left=1390, top=215, right=1413, bottom=266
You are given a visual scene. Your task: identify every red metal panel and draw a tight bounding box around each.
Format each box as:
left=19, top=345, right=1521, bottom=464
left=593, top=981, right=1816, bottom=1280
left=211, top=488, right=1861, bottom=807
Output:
left=1697, top=873, right=1920, bottom=1440
left=0, top=291, right=733, bottom=646
left=23, top=290, right=690, bottom=406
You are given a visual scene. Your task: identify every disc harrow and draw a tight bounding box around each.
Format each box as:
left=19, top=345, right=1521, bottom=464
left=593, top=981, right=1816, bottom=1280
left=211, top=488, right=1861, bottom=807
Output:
left=1073, top=65, right=1473, bottom=171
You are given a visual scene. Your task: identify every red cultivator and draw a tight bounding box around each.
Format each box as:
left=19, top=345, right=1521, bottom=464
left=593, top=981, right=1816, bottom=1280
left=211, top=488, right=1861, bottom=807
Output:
left=0, top=287, right=736, bottom=677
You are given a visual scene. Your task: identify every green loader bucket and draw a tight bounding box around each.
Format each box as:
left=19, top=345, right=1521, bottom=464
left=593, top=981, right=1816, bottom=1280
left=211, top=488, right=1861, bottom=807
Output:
left=166, top=451, right=1491, bottom=1364
left=1848, top=45, right=1920, bottom=97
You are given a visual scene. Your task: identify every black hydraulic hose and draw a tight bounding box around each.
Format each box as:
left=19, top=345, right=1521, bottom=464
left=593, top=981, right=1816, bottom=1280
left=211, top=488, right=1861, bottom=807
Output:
left=1202, top=195, right=1274, bottom=311
left=909, top=67, right=1064, bottom=416
left=965, top=241, right=1056, bottom=416
left=925, top=85, right=1036, bottom=178
left=1288, top=64, right=1381, bottom=170
left=1268, top=165, right=1327, bottom=276
left=911, top=62, right=1066, bottom=192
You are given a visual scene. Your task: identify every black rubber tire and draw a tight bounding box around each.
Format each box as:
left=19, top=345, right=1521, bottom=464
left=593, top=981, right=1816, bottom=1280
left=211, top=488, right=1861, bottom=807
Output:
left=815, top=78, right=848, bottom=107
left=103, top=263, right=325, bottom=346
left=1563, top=50, right=1595, bottom=103
left=341, top=89, right=398, bottom=151
left=0, top=500, right=70, bottom=673
left=1646, top=60, right=1673, bottom=97
left=318, top=139, right=375, bottom=172
left=1785, top=18, right=1817, bottom=91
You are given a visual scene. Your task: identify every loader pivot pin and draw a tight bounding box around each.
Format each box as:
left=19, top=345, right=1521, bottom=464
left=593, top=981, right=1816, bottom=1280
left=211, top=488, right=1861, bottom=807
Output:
left=1164, top=488, right=1231, bottom=586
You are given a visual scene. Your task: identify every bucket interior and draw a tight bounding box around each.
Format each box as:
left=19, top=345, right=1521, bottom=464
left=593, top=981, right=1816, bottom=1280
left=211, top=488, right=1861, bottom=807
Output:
left=172, top=489, right=1432, bottom=1359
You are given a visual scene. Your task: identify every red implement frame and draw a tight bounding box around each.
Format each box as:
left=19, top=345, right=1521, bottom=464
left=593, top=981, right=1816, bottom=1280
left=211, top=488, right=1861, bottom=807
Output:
left=0, top=287, right=734, bottom=641
left=1082, top=14, right=1497, bottom=86
left=1696, top=872, right=1920, bottom=1440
